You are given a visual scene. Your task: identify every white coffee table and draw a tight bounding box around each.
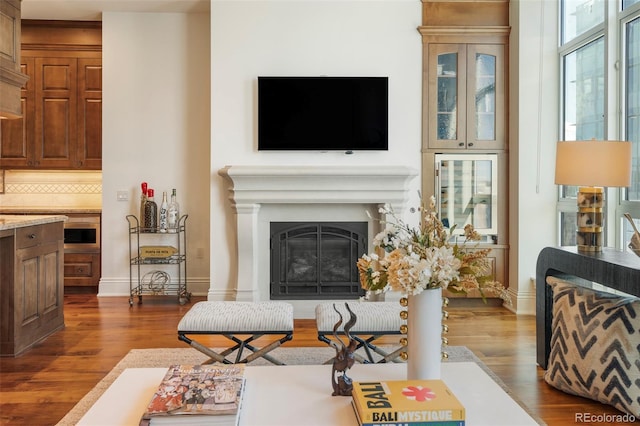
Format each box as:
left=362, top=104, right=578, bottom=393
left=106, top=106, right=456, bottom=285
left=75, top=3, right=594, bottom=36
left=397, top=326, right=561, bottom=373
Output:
left=77, top=362, right=539, bottom=425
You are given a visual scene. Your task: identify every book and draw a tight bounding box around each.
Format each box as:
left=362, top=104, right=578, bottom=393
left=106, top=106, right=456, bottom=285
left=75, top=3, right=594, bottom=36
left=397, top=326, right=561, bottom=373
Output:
left=351, top=379, right=465, bottom=426
left=352, top=401, right=465, bottom=426
left=139, top=364, right=246, bottom=426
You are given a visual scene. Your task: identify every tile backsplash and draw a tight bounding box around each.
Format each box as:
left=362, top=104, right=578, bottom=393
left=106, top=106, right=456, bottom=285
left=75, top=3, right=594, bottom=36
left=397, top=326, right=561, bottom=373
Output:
left=0, top=170, right=102, bottom=210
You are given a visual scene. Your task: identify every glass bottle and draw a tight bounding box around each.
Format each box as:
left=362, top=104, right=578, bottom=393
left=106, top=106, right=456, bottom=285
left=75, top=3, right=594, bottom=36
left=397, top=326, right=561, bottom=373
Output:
left=140, top=182, right=148, bottom=228
left=168, top=188, right=180, bottom=232
left=159, top=191, right=169, bottom=233
left=144, top=188, right=158, bottom=232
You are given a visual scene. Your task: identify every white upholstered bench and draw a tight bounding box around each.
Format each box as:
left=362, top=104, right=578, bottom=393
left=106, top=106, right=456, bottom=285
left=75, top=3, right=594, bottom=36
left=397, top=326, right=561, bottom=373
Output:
left=177, top=301, right=294, bottom=365
left=315, top=301, right=405, bottom=363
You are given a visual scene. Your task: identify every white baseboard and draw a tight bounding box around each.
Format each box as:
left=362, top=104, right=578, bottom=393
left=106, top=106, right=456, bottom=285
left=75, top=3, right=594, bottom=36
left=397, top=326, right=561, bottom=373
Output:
left=97, top=277, right=210, bottom=297
left=504, top=286, right=536, bottom=315
left=101, top=280, right=535, bottom=318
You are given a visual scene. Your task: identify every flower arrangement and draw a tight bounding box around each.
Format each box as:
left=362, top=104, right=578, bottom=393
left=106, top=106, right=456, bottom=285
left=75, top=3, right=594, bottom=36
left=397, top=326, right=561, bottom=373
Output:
left=357, top=195, right=509, bottom=302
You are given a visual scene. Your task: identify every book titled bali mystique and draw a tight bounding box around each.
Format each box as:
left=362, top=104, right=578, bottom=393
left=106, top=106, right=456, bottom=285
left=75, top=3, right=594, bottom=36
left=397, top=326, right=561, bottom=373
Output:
left=139, top=364, right=245, bottom=426
left=351, top=379, right=465, bottom=426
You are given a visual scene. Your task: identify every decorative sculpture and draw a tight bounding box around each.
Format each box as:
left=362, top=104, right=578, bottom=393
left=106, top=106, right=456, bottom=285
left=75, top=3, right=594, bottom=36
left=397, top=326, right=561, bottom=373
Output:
left=624, top=213, right=640, bottom=257
left=330, top=303, right=358, bottom=396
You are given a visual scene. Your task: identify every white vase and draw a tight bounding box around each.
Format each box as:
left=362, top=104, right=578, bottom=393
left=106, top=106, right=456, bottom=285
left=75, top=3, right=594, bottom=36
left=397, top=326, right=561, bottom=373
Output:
left=407, top=287, right=442, bottom=380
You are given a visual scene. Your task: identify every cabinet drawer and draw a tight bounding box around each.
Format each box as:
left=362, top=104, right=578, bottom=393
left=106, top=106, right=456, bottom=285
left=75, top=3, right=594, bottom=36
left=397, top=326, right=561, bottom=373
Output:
left=64, top=260, right=94, bottom=278
left=16, top=222, right=63, bottom=249
left=64, top=252, right=100, bottom=286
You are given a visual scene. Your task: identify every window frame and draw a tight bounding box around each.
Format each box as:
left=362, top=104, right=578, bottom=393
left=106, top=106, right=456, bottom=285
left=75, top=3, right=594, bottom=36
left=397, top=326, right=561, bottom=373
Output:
left=618, top=5, right=640, bottom=248
left=557, top=0, right=640, bottom=250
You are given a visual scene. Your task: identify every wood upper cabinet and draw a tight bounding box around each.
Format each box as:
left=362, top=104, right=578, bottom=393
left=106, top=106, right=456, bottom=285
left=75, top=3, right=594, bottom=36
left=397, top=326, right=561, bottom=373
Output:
left=426, top=42, right=506, bottom=150
left=0, top=56, right=102, bottom=169
left=34, top=57, right=78, bottom=168
left=0, top=59, right=34, bottom=167
left=0, top=21, right=101, bottom=170
left=77, top=58, right=103, bottom=170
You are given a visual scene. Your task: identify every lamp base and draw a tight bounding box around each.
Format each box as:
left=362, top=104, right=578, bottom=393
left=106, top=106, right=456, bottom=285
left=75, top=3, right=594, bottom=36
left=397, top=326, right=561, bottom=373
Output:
left=576, top=186, right=604, bottom=253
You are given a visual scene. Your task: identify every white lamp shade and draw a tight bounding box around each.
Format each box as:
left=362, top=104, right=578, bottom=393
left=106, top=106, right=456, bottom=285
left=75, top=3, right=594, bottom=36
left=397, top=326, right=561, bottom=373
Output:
left=555, top=140, right=632, bottom=187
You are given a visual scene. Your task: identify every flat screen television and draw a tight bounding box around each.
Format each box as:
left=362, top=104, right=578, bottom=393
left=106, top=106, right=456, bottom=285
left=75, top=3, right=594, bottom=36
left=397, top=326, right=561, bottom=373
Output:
left=258, top=76, right=388, bottom=151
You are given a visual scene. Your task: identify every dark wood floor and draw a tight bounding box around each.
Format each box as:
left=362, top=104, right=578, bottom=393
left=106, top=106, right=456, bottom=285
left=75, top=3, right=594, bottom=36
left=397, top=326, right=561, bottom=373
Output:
left=0, top=294, right=627, bottom=425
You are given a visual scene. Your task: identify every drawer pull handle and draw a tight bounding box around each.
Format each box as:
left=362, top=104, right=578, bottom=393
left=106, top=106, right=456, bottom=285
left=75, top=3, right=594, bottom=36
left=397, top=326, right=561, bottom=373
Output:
left=28, top=234, right=37, bottom=239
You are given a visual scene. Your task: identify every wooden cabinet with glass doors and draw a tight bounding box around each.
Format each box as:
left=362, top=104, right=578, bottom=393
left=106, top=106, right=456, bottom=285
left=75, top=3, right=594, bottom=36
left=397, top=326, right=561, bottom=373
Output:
left=433, top=153, right=508, bottom=289
left=426, top=42, right=506, bottom=150
left=419, top=27, right=510, bottom=297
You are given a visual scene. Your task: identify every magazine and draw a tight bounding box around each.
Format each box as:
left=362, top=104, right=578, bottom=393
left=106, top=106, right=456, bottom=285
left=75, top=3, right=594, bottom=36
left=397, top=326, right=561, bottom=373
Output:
left=139, top=364, right=245, bottom=425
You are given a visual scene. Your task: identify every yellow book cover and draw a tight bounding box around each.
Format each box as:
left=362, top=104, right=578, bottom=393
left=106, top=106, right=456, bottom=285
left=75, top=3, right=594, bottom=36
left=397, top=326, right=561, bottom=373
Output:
left=352, top=379, right=465, bottom=425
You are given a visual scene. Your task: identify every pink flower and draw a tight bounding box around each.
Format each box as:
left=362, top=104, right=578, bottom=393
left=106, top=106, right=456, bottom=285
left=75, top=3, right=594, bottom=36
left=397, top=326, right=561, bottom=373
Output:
left=402, top=385, right=437, bottom=402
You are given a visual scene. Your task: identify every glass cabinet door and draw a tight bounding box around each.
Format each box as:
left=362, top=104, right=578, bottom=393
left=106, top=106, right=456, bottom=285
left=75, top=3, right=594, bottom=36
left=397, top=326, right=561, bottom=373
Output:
left=435, top=154, right=498, bottom=237
left=437, top=52, right=459, bottom=140
left=426, top=43, right=505, bottom=150
left=466, top=44, right=505, bottom=149
left=473, top=52, right=496, bottom=140
left=428, top=44, right=466, bottom=148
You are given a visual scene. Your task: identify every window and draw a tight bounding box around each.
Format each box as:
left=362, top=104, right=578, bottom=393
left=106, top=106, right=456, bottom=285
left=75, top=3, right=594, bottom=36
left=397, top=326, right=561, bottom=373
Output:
left=562, top=38, right=605, bottom=142
left=558, top=1, right=640, bottom=251
left=561, top=0, right=605, bottom=44
left=624, top=0, right=640, bottom=10
left=624, top=16, right=639, bottom=201
left=622, top=12, right=640, bottom=250
left=558, top=2, right=605, bottom=246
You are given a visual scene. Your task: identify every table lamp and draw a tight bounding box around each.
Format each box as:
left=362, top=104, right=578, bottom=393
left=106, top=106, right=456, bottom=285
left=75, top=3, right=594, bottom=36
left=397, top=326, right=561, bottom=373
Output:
left=555, top=140, right=632, bottom=252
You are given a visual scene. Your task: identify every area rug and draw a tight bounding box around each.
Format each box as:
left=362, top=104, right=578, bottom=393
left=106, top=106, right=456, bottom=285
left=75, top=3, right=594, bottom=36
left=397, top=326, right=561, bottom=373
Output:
left=57, top=346, right=540, bottom=425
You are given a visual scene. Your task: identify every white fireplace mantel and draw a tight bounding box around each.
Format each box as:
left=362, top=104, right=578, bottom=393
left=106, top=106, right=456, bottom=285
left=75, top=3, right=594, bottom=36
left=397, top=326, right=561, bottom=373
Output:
left=218, top=165, right=418, bottom=206
left=218, top=165, right=419, bottom=310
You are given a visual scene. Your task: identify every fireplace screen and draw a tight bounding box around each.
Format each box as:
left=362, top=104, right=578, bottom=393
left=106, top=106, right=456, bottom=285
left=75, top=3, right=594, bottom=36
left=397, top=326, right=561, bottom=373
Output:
left=270, top=222, right=367, bottom=300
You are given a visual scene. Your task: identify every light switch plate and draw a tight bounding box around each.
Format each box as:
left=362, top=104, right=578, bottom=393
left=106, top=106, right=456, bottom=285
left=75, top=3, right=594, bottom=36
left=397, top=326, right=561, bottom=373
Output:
left=117, top=190, right=128, bottom=201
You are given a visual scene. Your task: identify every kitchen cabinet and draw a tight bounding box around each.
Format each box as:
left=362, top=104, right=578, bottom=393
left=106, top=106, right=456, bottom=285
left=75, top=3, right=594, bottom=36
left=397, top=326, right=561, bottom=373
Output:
left=63, top=213, right=101, bottom=292
left=0, top=59, right=33, bottom=167
left=426, top=43, right=505, bottom=150
left=0, top=0, right=29, bottom=118
left=0, top=56, right=102, bottom=169
left=64, top=252, right=100, bottom=290
left=0, top=217, right=65, bottom=356
left=0, top=20, right=101, bottom=170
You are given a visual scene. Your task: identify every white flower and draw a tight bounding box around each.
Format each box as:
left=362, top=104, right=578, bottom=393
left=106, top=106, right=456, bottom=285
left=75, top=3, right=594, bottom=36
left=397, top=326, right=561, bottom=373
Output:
left=358, top=194, right=508, bottom=303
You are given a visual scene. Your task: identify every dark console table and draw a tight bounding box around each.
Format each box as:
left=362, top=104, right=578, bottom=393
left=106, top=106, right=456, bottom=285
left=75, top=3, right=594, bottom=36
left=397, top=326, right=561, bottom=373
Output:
left=536, top=246, right=640, bottom=369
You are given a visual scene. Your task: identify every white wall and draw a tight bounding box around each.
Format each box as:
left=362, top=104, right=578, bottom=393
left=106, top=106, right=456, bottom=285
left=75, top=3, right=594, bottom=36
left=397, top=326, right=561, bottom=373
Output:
left=95, top=0, right=562, bottom=312
left=508, top=0, right=559, bottom=314
left=209, top=1, right=422, bottom=299
left=100, top=12, right=211, bottom=296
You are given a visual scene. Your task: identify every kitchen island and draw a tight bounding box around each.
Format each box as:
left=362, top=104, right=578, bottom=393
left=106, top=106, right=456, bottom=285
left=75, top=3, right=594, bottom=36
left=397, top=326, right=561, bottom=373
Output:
left=0, top=215, right=67, bottom=356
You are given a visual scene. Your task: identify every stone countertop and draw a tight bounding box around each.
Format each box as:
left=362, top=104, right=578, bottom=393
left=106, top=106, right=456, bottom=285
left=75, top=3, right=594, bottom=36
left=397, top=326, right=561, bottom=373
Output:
left=0, top=207, right=101, bottom=214
left=0, top=215, right=68, bottom=231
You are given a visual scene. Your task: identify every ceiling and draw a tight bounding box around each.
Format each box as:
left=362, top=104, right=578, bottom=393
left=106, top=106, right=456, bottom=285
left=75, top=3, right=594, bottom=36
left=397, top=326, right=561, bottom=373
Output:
left=21, top=0, right=211, bottom=21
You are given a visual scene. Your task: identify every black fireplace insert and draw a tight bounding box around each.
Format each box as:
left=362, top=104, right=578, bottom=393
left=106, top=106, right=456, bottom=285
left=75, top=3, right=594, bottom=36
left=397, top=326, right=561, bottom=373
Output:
left=270, top=222, right=367, bottom=300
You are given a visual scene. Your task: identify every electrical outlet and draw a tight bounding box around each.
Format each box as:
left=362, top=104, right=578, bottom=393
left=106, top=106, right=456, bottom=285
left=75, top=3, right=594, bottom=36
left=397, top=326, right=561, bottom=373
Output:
left=117, top=190, right=129, bottom=201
